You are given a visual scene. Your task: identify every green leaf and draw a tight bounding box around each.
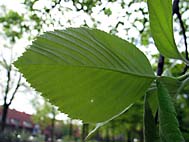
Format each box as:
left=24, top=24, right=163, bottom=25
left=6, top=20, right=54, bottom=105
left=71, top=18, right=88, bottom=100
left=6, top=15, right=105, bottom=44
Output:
left=157, top=80, right=185, bottom=142
left=144, top=93, right=160, bottom=142
left=14, top=27, right=155, bottom=123
left=177, top=77, right=189, bottom=94
left=159, top=76, right=182, bottom=97
left=159, top=76, right=189, bottom=96
left=104, top=8, right=112, bottom=16
left=147, top=0, right=187, bottom=63
left=146, top=88, right=158, bottom=117
left=147, top=76, right=182, bottom=115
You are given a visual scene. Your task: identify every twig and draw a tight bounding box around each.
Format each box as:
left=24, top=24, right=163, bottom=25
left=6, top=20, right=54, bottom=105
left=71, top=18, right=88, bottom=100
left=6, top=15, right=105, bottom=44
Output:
left=173, top=0, right=188, bottom=74
left=7, top=74, right=21, bottom=106
left=4, top=65, right=11, bottom=104
left=45, top=0, right=62, bottom=12
left=52, top=0, right=61, bottom=9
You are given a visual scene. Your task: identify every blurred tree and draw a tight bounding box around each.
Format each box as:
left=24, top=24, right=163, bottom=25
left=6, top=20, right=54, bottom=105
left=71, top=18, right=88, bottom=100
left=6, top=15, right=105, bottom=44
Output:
left=31, top=98, right=59, bottom=142
left=0, top=2, right=44, bottom=132
left=0, top=63, right=21, bottom=131
left=0, top=8, right=25, bottom=132
left=96, top=101, right=143, bottom=142
left=0, top=0, right=60, bottom=132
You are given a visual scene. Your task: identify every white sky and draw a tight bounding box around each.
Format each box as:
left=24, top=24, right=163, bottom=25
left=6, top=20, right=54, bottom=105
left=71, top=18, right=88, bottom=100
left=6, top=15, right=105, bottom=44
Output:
left=0, top=0, right=186, bottom=121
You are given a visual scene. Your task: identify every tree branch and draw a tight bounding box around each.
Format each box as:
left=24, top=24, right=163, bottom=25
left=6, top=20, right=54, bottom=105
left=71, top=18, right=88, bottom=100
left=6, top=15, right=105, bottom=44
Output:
left=45, top=0, right=62, bottom=13
left=156, top=55, right=165, bottom=76
left=173, top=0, right=179, bottom=15
left=4, top=65, right=11, bottom=104
left=7, top=74, right=21, bottom=106
left=173, top=0, right=188, bottom=74
left=52, top=0, right=61, bottom=9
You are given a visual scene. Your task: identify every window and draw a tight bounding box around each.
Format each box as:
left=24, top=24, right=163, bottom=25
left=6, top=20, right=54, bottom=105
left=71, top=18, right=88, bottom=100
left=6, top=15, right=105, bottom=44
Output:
left=10, top=118, right=19, bottom=126
left=23, top=121, right=32, bottom=128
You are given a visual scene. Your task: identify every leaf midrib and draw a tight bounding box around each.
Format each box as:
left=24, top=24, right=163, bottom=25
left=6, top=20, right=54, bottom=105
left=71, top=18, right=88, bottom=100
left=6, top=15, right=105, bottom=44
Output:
left=17, top=63, right=156, bottom=79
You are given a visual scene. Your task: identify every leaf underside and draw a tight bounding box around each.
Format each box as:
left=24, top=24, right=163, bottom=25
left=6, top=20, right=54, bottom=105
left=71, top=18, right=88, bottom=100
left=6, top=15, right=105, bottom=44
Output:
left=14, top=27, right=155, bottom=123
left=147, top=0, right=183, bottom=60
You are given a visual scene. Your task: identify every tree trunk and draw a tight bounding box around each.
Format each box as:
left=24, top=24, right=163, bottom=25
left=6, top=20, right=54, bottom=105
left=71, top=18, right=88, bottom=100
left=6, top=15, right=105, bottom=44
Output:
left=51, top=107, right=56, bottom=142
left=106, top=127, right=110, bottom=142
left=69, top=119, right=72, bottom=137
left=95, top=129, right=101, bottom=141
left=138, top=129, right=143, bottom=142
left=82, top=123, right=89, bottom=141
left=127, top=131, right=131, bottom=142
left=1, top=103, right=9, bottom=132
left=111, top=122, right=115, bottom=142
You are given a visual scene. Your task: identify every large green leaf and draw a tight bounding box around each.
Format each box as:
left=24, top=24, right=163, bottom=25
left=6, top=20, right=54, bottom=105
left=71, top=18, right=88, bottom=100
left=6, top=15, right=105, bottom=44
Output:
left=14, top=27, right=155, bottom=123
left=157, top=80, right=185, bottom=142
left=147, top=0, right=186, bottom=62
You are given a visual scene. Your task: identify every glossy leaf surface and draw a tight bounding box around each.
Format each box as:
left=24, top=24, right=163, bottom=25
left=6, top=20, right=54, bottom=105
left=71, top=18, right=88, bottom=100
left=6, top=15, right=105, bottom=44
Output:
left=14, top=27, right=155, bottom=123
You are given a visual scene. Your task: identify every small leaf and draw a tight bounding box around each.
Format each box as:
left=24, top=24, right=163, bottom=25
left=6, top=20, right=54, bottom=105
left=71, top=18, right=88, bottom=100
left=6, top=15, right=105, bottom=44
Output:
left=147, top=76, right=182, bottom=115
left=104, top=8, right=112, bottom=16
left=159, top=76, right=182, bottom=97
left=157, top=80, right=185, bottom=142
left=14, top=27, right=155, bottom=123
left=177, top=77, right=189, bottom=94
left=146, top=88, right=158, bottom=117
left=144, top=93, right=160, bottom=142
left=147, top=0, right=188, bottom=64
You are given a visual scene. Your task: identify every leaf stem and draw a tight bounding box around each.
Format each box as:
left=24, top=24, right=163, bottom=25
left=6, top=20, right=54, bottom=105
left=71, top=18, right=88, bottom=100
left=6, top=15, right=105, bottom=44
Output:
left=177, top=72, right=189, bottom=81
